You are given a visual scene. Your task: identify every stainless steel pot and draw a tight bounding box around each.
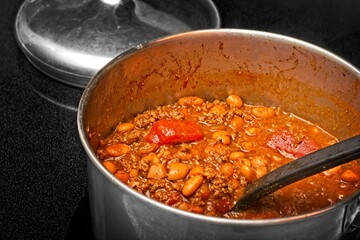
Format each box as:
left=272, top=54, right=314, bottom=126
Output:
left=78, top=29, right=360, bottom=240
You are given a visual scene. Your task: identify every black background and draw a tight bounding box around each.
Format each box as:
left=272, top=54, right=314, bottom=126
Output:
left=1, top=0, right=360, bottom=239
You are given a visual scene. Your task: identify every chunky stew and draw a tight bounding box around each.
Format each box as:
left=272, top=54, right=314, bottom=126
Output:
left=95, top=95, right=360, bottom=219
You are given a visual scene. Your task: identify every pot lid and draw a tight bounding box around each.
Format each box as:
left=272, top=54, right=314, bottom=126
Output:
left=14, top=0, right=220, bottom=88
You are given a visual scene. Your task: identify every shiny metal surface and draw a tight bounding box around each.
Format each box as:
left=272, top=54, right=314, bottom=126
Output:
left=14, top=0, right=220, bottom=88
left=78, top=29, right=360, bottom=239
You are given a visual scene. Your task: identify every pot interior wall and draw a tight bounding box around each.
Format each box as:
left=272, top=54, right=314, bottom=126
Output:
left=83, top=31, right=360, bottom=147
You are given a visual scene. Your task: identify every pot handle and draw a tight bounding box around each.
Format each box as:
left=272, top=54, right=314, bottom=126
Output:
left=343, top=194, right=360, bottom=233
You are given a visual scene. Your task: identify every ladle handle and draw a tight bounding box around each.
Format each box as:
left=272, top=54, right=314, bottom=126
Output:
left=231, top=134, right=360, bottom=212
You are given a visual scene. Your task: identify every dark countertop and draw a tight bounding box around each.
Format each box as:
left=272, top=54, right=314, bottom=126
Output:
left=1, top=0, right=360, bottom=239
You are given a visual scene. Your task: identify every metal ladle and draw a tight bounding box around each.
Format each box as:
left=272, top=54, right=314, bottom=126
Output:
left=231, top=134, right=360, bottom=212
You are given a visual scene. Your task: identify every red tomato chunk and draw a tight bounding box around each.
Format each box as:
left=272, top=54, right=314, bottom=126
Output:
left=145, top=119, right=203, bottom=145
left=267, top=131, right=319, bottom=159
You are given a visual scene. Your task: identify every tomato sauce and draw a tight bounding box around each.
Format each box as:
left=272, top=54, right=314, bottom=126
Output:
left=95, top=95, right=360, bottom=219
